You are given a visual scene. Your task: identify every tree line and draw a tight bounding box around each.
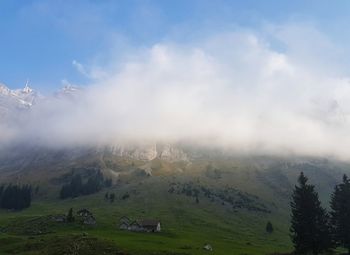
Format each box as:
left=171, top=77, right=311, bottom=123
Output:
left=0, top=184, right=32, bottom=210
left=60, top=170, right=112, bottom=199
left=290, top=172, right=350, bottom=254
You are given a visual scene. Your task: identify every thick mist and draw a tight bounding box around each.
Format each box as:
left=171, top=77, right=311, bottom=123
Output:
left=3, top=26, right=350, bottom=159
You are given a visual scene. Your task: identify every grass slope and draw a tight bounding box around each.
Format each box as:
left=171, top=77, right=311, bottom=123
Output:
left=1, top=155, right=350, bottom=254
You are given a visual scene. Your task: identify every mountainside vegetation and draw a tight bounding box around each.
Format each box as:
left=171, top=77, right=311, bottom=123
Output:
left=59, top=169, right=112, bottom=199
left=0, top=184, right=32, bottom=210
left=1, top=150, right=350, bottom=254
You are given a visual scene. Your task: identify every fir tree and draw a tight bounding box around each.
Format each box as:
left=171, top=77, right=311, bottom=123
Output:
left=290, top=172, right=332, bottom=254
left=0, top=184, right=32, bottom=210
left=34, top=185, right=39, bottom=194
left=59, top=170, right=110, bottom=199
left=109, top=193, right=115, bottom=203
left=59, top=184, right=72, bottom=199
left=330, top=174, right=350, bottom=254
left=104, top=178, right=112, bottom=187
left=67, top=208, right=74, bottom=223
left=70, top=174, right=83, bottom=197
left=266, top=221, right=273, bottom=233
left=0, top=185, right=3, bottom=197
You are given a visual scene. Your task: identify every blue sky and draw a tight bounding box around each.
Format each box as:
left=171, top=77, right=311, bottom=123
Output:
left=1, top=0, right=350, bottom=92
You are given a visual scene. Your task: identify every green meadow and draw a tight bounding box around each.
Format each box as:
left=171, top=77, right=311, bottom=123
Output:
left=0, top=156, right=349, bottom=254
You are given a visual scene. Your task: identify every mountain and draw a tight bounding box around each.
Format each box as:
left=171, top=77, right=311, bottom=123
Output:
left=0, top=82, right=40, bottom=120
left=0, top=82, right=83, bottom=116
left=0, top=82, right=38, bottom=108
left=1, top=83, right=349, bottom=254
left=53, top=84, right=83, bottom=100
left=1, top=144, right=348, bottom=254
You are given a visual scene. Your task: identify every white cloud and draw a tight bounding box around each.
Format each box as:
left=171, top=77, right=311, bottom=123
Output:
left=4, top=25, right=350, bottom=159
left=72, top=60, right=89, bottom=77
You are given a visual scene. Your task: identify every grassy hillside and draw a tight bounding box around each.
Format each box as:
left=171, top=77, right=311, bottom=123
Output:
left=1, top=153, right=350, bottom=254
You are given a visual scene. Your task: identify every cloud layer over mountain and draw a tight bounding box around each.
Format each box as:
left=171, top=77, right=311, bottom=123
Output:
left=2, top=24, right=350, bottom=159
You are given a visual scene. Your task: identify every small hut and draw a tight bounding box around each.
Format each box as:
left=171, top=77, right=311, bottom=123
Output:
left=77, top=209, right=93, bottom=217
left=118, top=216, right=161, bottom=232
left=76, top=209, right=96, bottom=225
left=137, top=219, right=161, bottom=232
left=129, top=221, right=143, bottom=232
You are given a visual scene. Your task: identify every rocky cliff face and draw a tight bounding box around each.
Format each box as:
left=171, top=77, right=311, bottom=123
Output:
left=107, top=143, right=158, bottom=161
left=103, top=143, right=188, bottom=162
left=157, top=143, right=188, bottom=162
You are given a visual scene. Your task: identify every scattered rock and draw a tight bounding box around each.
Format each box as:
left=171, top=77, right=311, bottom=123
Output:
left=203, top=244, right=213, bottom=251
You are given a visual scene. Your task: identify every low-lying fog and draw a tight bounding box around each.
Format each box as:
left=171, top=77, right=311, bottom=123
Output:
left=2, top=25, right=350, bottom=160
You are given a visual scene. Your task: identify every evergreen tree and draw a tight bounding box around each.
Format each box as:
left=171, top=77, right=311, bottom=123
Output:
left=266, top=221, right=273, bottom=233
left=67, top=208, right=75, bottom=223
left=109, top=193, right=115, bottom=203
left=59, top=170, right=113, bottom=199
left=0, top=185, right=4, bottom=201
left=290, top=172, right=332, bottom=254
left=34, top=185, right=39, bottom=194
left=104, top=178, right=112, bottom=187
left=70, top=174, right=83, bottom=197
left=0, top=184, right=32, bottom=210
left=330, top=174, right=350, bottom=254
left=59, top=184, right=72, bottom=199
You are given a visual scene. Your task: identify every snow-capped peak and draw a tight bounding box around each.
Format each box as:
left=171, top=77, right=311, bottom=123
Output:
left=0, top=81, right=39, bottom=111
left=0, top=83, right=10, bottom=95
left=54, top=84, right=83, bottom=100
left=23, top=80, right=33, bottom=93
left=62, top=84, right=79, bottom=93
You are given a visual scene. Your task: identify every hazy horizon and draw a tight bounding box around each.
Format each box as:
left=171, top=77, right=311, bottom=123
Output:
left=2, top=1, right=350, bottom=160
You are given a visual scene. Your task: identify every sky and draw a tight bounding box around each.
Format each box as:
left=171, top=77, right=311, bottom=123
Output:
left=2, top=0, right=350, bottom=92
left=3, top=1, right=350, bottom=159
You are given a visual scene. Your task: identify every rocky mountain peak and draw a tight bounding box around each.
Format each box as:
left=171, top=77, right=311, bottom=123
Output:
left=22, top=81, right=33, bottom=94
left=0, top=83, right=10, bottom=95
